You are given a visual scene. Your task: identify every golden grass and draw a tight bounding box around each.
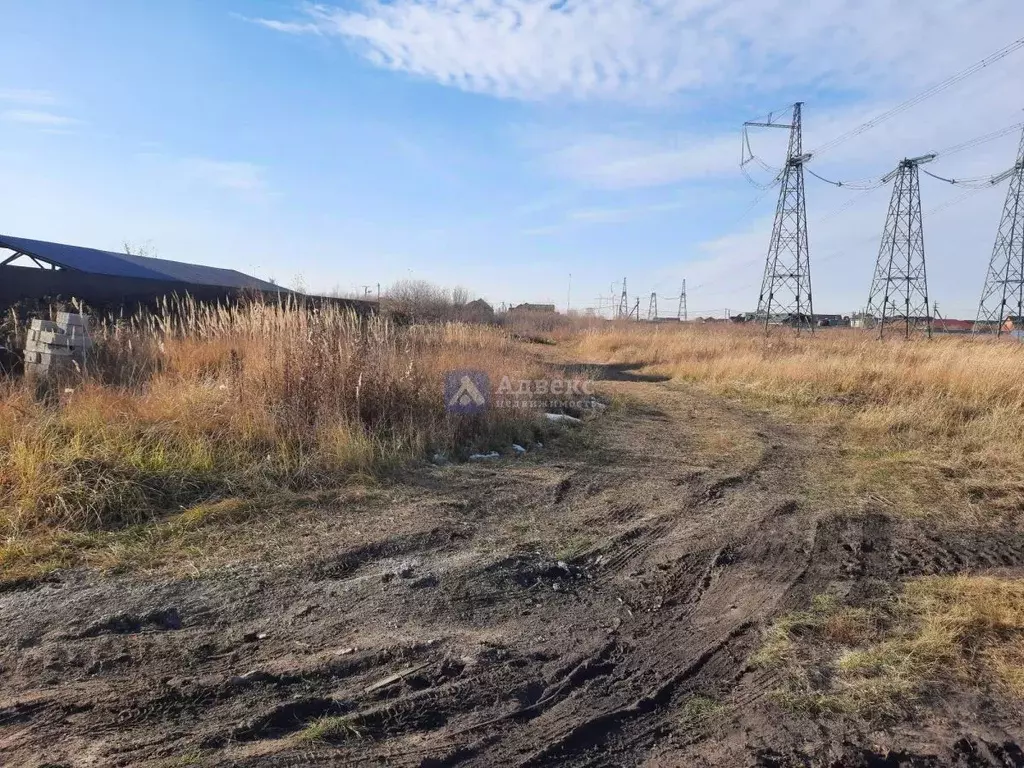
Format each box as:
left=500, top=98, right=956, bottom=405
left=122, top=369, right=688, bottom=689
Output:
left=755, top=577, right=1024, bottom=717
left=574, top=323, right=1024, bottom=520
left=677, top=694, right=728, bottom=736
left=296, top=715, right=363, bottom=743
left=0, top=298, right=547, bottom=553
left=574, top=323, right=1024, bottom=718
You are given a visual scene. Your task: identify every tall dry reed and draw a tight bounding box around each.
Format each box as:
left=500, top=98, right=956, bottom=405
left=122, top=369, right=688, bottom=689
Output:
left=0, top=298, right=543, bottom=534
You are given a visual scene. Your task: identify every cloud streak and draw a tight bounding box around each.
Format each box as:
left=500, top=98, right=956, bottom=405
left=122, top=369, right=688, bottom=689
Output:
left=252, top=0, right=1022, bottom=102
left=0, top=88, right=58, bottom=106
left=180, top=159, right=269, bottom=193
left=2, top=109, right=80, bottom=127
left=543, top=131, right=740, bottom=189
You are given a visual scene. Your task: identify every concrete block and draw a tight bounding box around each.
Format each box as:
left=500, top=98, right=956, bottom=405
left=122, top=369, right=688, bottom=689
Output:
left=57, top=312, right=89, bottom=327
left=29, top=319, right=59, bottom=332
left=37, top=346, right=73, bottom=358
left=34, top=330, right=69, bottom=346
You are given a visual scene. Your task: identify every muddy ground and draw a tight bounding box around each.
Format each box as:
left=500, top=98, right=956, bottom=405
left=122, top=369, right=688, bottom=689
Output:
left=2, top=362, right=1022, bottom=767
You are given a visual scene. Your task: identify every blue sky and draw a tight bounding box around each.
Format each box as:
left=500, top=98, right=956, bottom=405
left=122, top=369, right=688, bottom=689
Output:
left=2, top=1, right=1023, bottom=317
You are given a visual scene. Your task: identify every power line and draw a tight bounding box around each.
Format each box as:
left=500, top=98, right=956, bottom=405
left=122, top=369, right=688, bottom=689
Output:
left=696, top=184, right=997, bottom=306
left=806, top=120, right=1024, bottom=190
left=922, top=168, right=1011, bottom=189
left=809, top=36, right=1024, bottom=157
left=806, top=167, right=887, bottom=190
left=934, top=121, right=1024, bottom=158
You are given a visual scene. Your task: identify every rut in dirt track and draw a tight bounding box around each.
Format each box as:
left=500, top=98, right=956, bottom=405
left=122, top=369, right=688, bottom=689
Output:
left=3, top=372, right=1023, bottom=768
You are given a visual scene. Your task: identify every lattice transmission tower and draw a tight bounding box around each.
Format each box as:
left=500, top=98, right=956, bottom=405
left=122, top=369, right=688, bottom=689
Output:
left=754, top=102, right=814, bottom=331
left=866, top=154, right=935, bottom=339
left=976, top=126, right=1024, bottom=335
left=678, top=279, right=687, bottom=321
left=647, top=293, right=658, bottom=321
left=617, top=278, right=629, bottom=320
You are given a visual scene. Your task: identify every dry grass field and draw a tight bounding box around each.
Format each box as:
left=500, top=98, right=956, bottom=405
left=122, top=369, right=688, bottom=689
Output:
left=2, top=311, right=1023, bottom=766
left=575, top=322, right=1024, bottom=521
left=0, top=300, right=546, bottom=575
left=572, top=322, right=1024, bottom=723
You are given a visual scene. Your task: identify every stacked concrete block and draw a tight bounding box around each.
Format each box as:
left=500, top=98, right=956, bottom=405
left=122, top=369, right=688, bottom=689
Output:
left=23, top=313, right=93, bottom=375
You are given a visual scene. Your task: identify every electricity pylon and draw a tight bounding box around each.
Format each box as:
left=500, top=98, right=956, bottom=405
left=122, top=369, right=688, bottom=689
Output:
left=754, top=102, right=814, bottom=331
left=617, top=278, right=629, bottom=320
left=648, top=293, right=658, bottom=321
left=976, top=126, right=1024, bottom=336
left=866, top=154, right=935, bottom=339
left=678, top=279, right=687, bottom=321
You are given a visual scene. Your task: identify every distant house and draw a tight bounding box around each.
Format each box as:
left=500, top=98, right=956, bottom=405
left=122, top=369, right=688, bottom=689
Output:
left=462, top=298, right=495, bottom=323
left=510, top=303, right=557, bottom=314
left=850, top=313, right=875, bottom=329
left=936, top=318, right=975, bottom=334
left=1003, top=315, right=1024, bottom=333
left=814, top=314, right=848, bottom=327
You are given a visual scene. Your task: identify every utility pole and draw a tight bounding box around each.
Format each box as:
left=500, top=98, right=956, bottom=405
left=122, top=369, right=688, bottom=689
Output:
left=976, top=126, right=1024, bottom=336
left=648, top=293, right=658, bottom=321
left=866, top=154, right=936, bottom=339
left=633, top=297, right=640, bottom=321
left=617, top=278, right=629, bottom=320
left=753, top=102, right=814, bottom=332
left=678, top=279, right=688, bottom=321
left=934, top=301, right=948, bottom=334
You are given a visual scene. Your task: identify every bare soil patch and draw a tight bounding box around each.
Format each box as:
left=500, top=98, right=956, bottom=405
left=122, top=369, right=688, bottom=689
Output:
left=2, top=357, right=1022, bottom=767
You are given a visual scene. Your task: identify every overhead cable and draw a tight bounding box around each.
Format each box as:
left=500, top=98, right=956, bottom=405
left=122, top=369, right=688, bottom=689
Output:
left=809, top=36, right=1024, bottom=157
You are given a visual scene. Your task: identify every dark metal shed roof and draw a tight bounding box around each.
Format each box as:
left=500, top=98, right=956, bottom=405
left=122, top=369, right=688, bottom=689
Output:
left=0, top=234, right=285, bottom=292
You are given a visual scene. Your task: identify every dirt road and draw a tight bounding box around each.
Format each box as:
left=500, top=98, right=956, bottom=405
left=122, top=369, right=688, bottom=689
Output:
left=2, top=363, right=1022, bottom=766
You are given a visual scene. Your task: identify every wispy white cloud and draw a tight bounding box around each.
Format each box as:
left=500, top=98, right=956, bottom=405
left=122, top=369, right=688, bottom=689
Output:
left=523, top=198, right=693, bottom=234
left=543, top=132, right=739, bottom=189
left=0, top=88, right=58, bottom=106
left=567, top=200, right=689, bottom=224
left=240, top=15, right=324, bottom=35
left=252, top=0, right=1023, bottom=102
left=180, top=158, right=269, bottom=193
left=2, top=109, right=80, bottom=127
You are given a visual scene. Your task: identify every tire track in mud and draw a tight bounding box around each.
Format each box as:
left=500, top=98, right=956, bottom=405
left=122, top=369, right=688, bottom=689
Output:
left=420, top=399, right=827, bottom=768
left=5, top=368, right=1022, bottom=767
left=194, top=386, right=818, bottom=767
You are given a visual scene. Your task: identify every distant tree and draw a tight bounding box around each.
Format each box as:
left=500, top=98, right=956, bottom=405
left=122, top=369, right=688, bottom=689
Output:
left=383, top=279, right=480, bottom=323
left=123, top=240, right=159, bottom=259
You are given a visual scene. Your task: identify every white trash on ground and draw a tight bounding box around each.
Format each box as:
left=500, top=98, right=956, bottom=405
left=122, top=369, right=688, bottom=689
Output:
left=545, top=413, right=583, bottom=425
